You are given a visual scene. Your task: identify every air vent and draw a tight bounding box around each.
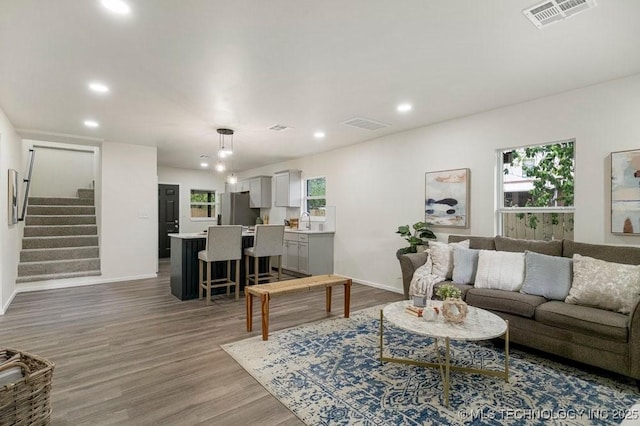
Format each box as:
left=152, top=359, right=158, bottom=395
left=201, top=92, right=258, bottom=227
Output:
left=523, top=0, right=597, bottom=28
left=342, top=117, right=390, bottom=131
left=269, top=124, right=290, bottom=132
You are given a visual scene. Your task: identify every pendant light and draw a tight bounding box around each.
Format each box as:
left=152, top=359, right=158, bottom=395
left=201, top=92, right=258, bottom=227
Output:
left=217, top=128, right=234, bottom=158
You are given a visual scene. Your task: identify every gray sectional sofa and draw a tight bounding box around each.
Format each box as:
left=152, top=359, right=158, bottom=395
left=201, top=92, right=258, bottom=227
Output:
left=398, top=235, right=640, bottom=383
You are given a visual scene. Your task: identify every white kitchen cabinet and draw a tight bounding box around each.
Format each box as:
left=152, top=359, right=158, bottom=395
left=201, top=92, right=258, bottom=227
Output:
left=249, top=176, right=272, bottom=208
left=274, top=170, right=302, bottom=207
left=282, top=231, right=333, bottom=275
left=237, top=180, right=251, bottom=193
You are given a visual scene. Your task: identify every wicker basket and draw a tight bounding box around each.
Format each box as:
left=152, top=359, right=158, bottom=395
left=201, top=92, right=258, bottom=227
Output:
left=0, top=348, right=55, bottom=426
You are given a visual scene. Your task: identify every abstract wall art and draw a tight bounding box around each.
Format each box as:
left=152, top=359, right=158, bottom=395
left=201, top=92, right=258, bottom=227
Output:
left=425, top=168, right=469, bottom=228
left=611, top=149, right=640, bottom=234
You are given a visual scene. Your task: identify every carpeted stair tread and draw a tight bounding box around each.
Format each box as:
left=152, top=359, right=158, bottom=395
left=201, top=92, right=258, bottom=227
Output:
left=24, top=225, right=98, bottom=237
left=16, top=270, right=102, bottom=283
left=28, top=197, right=94, bottom=206
left=77, top=188, right=95, bottom=199
left=27, top=205, right=95, bottom=215
left=21, top=247, right=99, bottom=262
left=22, top=235, right=99, bottom=249
left=26, top=215, right=97, bottom=225
left=18, top=257, right=101, bottom=276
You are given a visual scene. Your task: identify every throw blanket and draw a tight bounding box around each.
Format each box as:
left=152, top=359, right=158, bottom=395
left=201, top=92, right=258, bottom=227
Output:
left=409, top=253, right=444, bottom=298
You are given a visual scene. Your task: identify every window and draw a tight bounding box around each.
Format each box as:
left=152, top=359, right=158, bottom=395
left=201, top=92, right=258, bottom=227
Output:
left=190, top=189, right=215, bottom=219
left=305, top=177, right=326, bottom=216
left=498, top=140, right=575, bottom=240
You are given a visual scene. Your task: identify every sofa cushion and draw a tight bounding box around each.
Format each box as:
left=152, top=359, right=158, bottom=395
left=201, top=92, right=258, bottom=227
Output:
left=429, top=240, right=470, bottom=279
left=565, top=254, right=640, bottom=314
left=474, top=250, right=525, bottom=291
left=521, top=251, right=573, bottom=300
left=563, top=239, right=640, bottom=264
left=495, top=235, right=563, bottom=256
left=535, top=301, right=629, bottom=342
left=452, top=247, right=479, bottom=284
left=466, top=288, right=547, bottom=318
left=448, top=235, right=496, bottom=250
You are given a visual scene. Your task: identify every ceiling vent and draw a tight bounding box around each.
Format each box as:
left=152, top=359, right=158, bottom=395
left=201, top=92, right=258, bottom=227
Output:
left=342, top=117, right=390, bottom=131
left=269, top=124, right=291, bottom=132
left=523, top=0, right=597, bottom=29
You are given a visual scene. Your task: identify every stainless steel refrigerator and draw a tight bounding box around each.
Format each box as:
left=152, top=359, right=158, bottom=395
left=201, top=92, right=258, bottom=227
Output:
left=219, top=192, right=260, bottom=226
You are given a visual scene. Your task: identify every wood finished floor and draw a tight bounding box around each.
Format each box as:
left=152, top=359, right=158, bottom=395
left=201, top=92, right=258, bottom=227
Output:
left=0, top=261, right=403, bottom=425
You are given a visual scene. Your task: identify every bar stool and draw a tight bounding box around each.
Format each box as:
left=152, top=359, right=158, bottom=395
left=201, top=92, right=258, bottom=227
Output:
left=198, top=225, right=243, bottom=305
left=244, top=224, right=285, bottom=286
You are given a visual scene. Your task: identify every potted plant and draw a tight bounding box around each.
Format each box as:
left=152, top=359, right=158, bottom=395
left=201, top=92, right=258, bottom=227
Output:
left=395, top=221, right=436, bottom=258
left=435, top=284, right=462, bottom=300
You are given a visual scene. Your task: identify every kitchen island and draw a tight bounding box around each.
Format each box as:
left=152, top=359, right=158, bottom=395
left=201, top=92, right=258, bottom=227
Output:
left=168, top=231, right=262, bottom=301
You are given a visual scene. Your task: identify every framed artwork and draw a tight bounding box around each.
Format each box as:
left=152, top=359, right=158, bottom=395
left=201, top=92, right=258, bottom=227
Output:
left=611, top=149, right=640, bottom=234
left=425, top=168, right=469, bottom=228
left=8, top=169, right=18, bottom=225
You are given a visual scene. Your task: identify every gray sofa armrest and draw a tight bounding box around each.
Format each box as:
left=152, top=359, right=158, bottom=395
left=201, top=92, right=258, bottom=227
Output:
left=629, top=301, right=640, bottom=379
left=398, top=252, right=429, bottom=299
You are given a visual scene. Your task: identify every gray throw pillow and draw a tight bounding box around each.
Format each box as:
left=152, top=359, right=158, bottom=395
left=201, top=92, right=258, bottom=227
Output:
left=520, top=250, right=572, bottom=300
left=452, top=247, right=479, bottom=284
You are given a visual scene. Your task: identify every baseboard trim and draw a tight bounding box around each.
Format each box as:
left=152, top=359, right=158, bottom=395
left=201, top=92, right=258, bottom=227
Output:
left=1, top=289, right=18, bottom=315
left=342, top=276, right=404, bottom=295
left=15, top=273, right=158, bottom=293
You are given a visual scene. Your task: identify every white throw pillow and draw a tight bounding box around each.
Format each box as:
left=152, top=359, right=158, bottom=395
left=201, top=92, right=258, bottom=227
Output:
left=475, top=250, right=525, bottom=291
left=565, top=254, right=640, bottom=314
left=429, top=240, right=470, bottom=279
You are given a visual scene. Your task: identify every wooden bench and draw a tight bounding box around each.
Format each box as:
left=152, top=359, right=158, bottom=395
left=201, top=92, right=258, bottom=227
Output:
left=245, top=274, right=352, bottom=340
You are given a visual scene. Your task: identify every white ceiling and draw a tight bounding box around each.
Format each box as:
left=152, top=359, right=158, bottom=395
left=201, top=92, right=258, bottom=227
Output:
left=1, top=0, right=640, bottom=172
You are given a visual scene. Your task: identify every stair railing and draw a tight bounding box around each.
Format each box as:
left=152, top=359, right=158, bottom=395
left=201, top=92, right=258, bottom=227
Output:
left=19, top=149, right=35, bottom=222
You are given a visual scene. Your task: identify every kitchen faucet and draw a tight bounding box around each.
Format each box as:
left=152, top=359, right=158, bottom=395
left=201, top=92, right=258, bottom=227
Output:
left=301, top=211, right=311, bottom=230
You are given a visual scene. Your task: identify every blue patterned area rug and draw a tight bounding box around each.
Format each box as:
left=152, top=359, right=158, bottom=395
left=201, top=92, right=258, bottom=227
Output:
left=222, top=306, right=640, bottom=426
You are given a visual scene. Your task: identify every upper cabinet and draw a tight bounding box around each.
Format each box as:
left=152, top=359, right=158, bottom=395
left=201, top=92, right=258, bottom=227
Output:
left=274, top=170, right=302, bottom=207
left=249, top=176, right=272, bottom=208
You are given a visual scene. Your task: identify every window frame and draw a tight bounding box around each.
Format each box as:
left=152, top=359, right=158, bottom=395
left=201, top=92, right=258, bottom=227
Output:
left=190, top=189, right=216, bottom=221
left=496, top=139, right=575, bottom=237
left=304, top=176, right=327, bottom=219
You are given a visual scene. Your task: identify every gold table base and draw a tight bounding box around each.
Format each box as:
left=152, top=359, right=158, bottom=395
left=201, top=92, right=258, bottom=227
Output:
left=379, top=310, right=509, bottom=407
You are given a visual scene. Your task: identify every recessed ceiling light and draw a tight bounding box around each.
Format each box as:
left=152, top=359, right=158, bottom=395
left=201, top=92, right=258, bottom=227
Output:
left=100, top=0, right=131, bottom=15
left=397, top=103, right=413, bottom=113
left=89, top=82, right=110, bottom=93
left=84, top=120, right=99, bottom=128
left=200, top=162, right=209, bottom=168
left=314, top=131, right=326, bottom=139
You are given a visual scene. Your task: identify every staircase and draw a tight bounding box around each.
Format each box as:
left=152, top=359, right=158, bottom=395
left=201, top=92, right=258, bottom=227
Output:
left=17, top=188, right=101, bottom=283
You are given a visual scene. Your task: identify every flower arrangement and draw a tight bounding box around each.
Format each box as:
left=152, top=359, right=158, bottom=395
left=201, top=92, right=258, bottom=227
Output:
left=436, top=284, right=462, bottom=300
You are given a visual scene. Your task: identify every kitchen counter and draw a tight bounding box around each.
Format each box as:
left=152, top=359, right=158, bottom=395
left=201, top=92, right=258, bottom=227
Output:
left=169, top=231, right=255, bottom=239
left=284, top=229, right=335, bottom=234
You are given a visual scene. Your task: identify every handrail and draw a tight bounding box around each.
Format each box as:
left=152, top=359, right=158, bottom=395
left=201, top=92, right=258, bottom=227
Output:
left=18, top=149, right=35, bottom=222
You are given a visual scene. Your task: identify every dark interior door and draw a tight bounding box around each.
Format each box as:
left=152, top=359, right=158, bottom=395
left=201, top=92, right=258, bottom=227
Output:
left=159, top=184, right=179, bottom=258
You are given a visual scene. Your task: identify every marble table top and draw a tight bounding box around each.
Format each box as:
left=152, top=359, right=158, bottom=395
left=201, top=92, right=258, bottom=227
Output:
left=382, top=300, right=507, bottom=341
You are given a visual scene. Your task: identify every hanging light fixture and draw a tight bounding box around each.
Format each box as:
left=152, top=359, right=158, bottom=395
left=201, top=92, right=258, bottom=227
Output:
left=214, top=161, right=226, bottom=172
left=217, top=128, right=234, bottom=158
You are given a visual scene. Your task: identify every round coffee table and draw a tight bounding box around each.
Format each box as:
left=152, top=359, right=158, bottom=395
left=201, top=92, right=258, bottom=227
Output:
left=379, top=300, right=509, bottom=407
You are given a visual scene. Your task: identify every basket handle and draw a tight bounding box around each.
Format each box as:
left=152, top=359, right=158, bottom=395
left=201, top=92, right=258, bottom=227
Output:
left=0, top=360, right=32, bottom=377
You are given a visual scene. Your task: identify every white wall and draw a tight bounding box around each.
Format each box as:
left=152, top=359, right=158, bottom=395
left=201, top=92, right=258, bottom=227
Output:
left=239, top=74, right=640, bottom=294
left=26, top=142, right=96, bottom=197
left=0, top=106, right=23, bottom=314
left=100, top=143, right=158, bottom=279
left=157, top=166, right=227, bottom=233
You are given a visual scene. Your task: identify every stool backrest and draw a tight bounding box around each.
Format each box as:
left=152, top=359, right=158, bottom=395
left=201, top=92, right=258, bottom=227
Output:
left=205, top=225, right=243, bottom=261
left=253, top=224, right=285, bottom=257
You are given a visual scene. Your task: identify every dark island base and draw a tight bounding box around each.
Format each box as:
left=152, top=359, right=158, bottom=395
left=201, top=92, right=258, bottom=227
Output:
left=170, top=235, right=268, bottom=300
